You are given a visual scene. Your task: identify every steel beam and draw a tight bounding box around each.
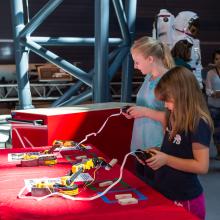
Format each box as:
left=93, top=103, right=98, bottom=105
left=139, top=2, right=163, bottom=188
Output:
left=10, top=0, right=33, bottom=109
left=57, top=89, right=92, bottom=106
left=112, top=0, right=130, bottom=44
left=11, top=0, right=137, bottom=106
left=108, top=47, right=129, bottom=80
left=30, top=37, right=122, bottom=46
left=19, top=0, right=64, bottom=38
left=94, top=0, right=110, bottom=102
left=21, top=39, right=92, bottom=87
left=121, top=0, right=137, bottom=102
left=52, top=47, right=121, bottom=107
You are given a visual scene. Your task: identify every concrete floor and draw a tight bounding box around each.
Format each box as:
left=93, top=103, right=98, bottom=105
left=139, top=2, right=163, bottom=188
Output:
left=199, top=143, right=220, bottom=220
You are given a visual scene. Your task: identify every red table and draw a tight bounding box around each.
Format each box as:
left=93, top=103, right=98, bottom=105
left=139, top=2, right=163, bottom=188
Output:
left=0, top=147, right=198, bottom=220
left=11, top=103, right=133, bottom=165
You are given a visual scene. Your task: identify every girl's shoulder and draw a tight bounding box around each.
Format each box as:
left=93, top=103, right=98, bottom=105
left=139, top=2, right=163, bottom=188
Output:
left=194, top=117, right=212, bottom=133
left=207, top=68, right=217, bottom=76
left=198, top=118, right=211, bottom=129
left=192, top=118, right=212, bottom=147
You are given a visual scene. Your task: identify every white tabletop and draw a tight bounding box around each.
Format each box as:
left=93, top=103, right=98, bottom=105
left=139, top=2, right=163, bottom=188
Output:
left=11, top=102, right=131, bottom=116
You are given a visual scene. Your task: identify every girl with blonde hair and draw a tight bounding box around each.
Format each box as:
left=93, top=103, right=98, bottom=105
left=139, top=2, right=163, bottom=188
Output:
left=123, top=36, right=174, bottom=184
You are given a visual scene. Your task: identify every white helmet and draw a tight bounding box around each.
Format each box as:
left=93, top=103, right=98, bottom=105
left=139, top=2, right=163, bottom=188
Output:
left=152, top=9, right=175, bottom=48
left=174, top=11, right=199, bottom=35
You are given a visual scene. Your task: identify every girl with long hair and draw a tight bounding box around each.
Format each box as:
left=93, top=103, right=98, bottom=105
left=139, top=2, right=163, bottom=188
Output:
left=146, top=66, right=213, bottom=220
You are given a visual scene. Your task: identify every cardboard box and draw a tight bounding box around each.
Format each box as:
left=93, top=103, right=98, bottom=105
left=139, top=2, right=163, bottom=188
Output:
left=37, top=64, right=73, bottom=82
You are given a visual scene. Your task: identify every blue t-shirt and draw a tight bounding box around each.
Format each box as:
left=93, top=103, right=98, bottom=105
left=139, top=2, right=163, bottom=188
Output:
left=154, top=119, right=211, bottom=201
left=130, top=74, right=165, bottom=151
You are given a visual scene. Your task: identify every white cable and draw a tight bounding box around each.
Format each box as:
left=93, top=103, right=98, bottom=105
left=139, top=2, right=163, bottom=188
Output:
left=12, top=128, right=40, bottom=149
left=23, top=137, right=35, bottom=148
left=13, top=128, right=26, bottom=148
left=17, top=151, right=136, bottom=201
left=10, top=123, right=47, bottom=149
left=76, top=109, right=123, bottom=148
left=12, top=108, right=123, bottom=152
left=17, top=108, right=128, bottom=200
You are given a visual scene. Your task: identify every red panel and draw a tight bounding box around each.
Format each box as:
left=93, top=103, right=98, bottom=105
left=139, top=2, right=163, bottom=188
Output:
left=47, top=109, right=133, bottom=162
left=11, top=109, right=134, bottom=167
left=12, top=113, right=48, bottom=148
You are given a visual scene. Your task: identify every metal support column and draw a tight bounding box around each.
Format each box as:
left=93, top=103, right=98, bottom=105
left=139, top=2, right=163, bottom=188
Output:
left=121, top=0, right=137, bottom=102
left=94, top=0, right=110, bottom=102
left=10, top=0, right=137, bottom=106
left=10, top=0, right=33, bottom=109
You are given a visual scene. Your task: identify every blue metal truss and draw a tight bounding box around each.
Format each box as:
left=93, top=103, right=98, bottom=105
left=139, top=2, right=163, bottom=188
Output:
left=10, top=0, right=137, bottom=109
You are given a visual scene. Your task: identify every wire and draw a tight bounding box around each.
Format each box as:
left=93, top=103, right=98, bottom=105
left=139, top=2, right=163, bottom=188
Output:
left=81, top=165, right=101, bottom=192
left=11, top=124, right=47, bottom=149
left=17, top=107, right=129, bottom=200
left=17, top=151, right=136, bottom=201
left=51, top=108, right=123, bottom=156
left=75, top=109, right=123, bottom=148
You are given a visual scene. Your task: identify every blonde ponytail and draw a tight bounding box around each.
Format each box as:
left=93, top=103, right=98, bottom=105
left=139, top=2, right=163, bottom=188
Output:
left=161, top=42, right=175, bottom=69
left=131, top=36, right=175, bottom=69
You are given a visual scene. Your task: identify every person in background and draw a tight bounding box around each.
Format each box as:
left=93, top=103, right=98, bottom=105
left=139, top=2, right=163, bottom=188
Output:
left=144, top=66, right=213, bottom=220
left=205, top=49, right=220, bottom=160
left=171, top=39, right=193, bottom=70
left=123, top=36, right=174, bottom=185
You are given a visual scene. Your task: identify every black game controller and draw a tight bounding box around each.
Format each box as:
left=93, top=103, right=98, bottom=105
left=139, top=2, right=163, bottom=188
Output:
left=121, top=105, right=131, bottom=113
left=135, top=149, right=154, bottom=164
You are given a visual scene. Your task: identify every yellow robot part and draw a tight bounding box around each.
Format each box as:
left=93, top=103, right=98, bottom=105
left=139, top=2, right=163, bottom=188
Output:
left=71, top=159, right=95, bottom=173
left=23, top=154, right=39, bottom=160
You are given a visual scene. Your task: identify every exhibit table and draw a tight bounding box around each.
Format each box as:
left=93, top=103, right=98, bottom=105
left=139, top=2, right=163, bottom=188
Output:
left=0, top=147, right=198, bottom=220
left=10, top=103, right=133, bottom=164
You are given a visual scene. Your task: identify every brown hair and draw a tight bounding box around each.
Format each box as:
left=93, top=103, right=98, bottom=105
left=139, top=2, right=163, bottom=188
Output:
left=131, top=36, right=174, bottom=69
left=212, top=49, right=220, bottom=63
left=155, top=66, right=213, bottom=139
left=171, top=40, right=192, bottom=62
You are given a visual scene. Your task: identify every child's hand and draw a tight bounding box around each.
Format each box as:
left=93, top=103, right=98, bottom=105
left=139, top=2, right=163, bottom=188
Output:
left=135, top=149, right=154, bottom=166
left=149, top=146, right=161, bottom=151
left=136, top=156, right=146, bottom=166
left=146, top=149, right=168, bottom=170
left=127, top=106, right=146, bottom=118
left=122, top=112, right=133, bottom=119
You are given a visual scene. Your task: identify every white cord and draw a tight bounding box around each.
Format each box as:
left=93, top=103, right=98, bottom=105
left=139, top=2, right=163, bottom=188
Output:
left=46, top=108, right=123, bottom=155
left=11, top=124, right=47, bottom=149
left=11, top=108, right=123, bottom=152
left=17, top=151, right=136, bottom=201
left=13, top=128, right=26, bottom=148
left=23, top=137, right=35, bottom=148
left=76, top=109, right=123, bottom=148
left=17, top=108, right=129, bottom=201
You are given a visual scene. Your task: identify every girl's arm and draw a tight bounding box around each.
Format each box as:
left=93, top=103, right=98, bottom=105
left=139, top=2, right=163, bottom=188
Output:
left=127, top=106, right=166, bottom=126
left=146, top=143, right=209, bottom=174
left=205, top=70, right=214, bottom=95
